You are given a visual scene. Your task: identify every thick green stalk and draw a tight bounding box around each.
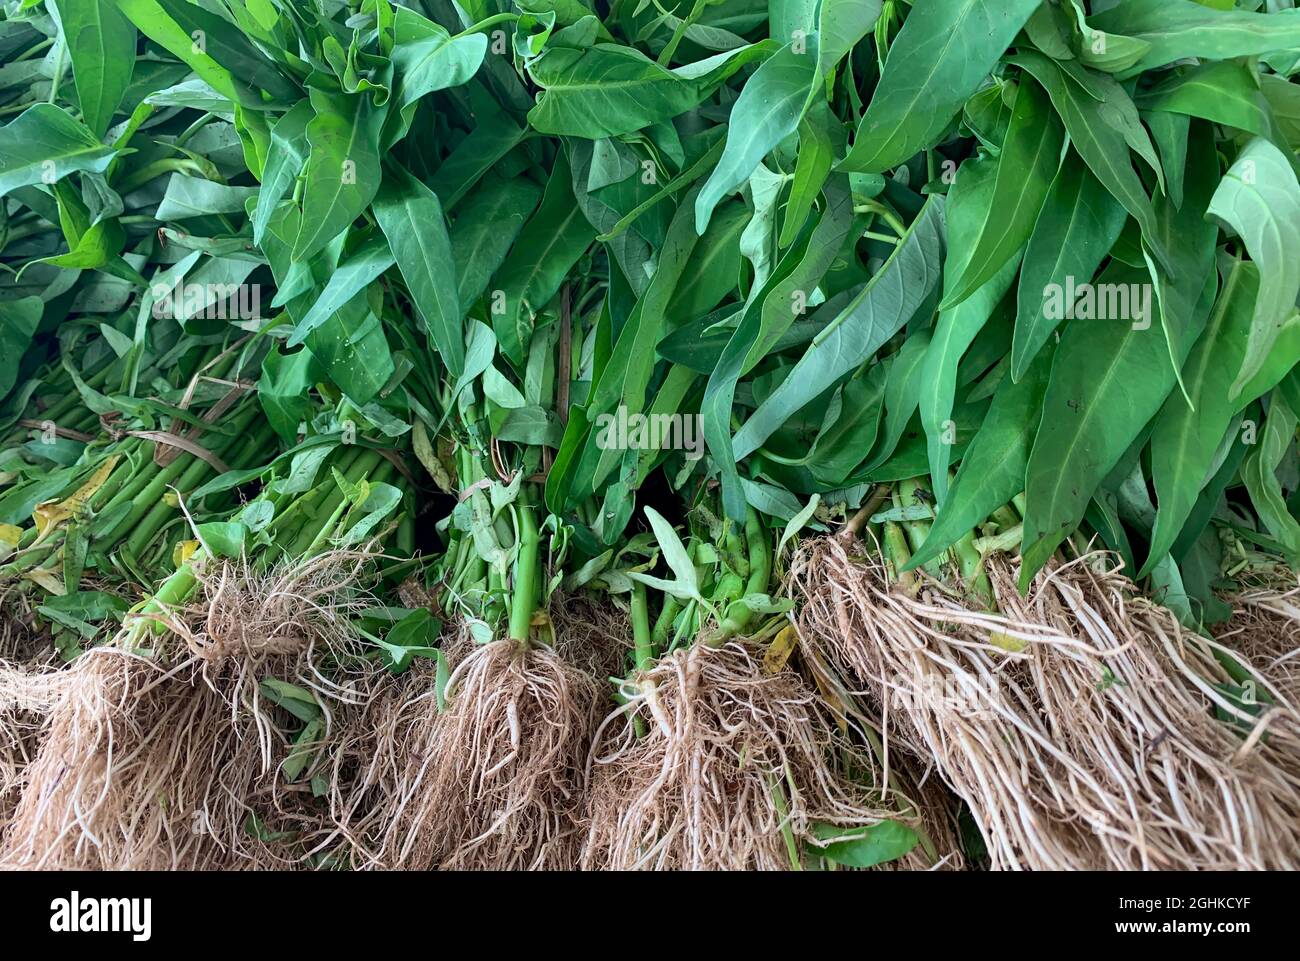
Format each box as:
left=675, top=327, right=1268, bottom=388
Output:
left=507, top=497, right=540, bottom=645
left=710, top=507, right=770, bottom=644
left=631, top=580, right=654, bottom=672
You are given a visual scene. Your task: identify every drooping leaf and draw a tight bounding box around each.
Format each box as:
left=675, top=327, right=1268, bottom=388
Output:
left=839, top=0, right=1043, bottom=173
left=1091, top=0, right=1300, bottom=77
left=0, top=104, right=117, bottom=198
left=1019, top=263, right=1204, bottom=587
left=696, top=37, right=818, bottom=233
left=1011, top=160, right=1128, bottom=381
left=1009, top=49, right=1174, bottom=276
left=489, top=150, right=596, bottom=366
left=373, top=163, right=465, bottom=375
left=292, top=88, right=387, bottom=264
left=940, top=80, right=1063, bottom=310
left=1205, top=138, right=1300, bottom=398
left=1143, top=259, right=1262, bottom=577
left=732, top=197, right=945, bottom=462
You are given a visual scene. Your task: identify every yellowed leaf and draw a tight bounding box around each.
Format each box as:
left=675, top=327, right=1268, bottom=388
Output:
left=173, top=539, right=200, bottom=567
left=412, top=420, right=453, bottom=493
left=24, top=568, right=65, bottom=596
left=0, top=523, right=21, bottom=562
left=32, top=455, right=120, bottom=540
left=763, top=625, right=799, bottom=675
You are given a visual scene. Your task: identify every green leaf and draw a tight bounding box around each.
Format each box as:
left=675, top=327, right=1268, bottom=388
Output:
left=1091, top=0, right=1300, bottom=77
left=1140, top=121, right=1220, bottom=401
left=1008, top=49, right=1174, bottom=276
left=810, top=820, right=919, bottom=868
left=804, top=363, right=888, bottom=486
left=1137, top=62, right=1291, bottom=162
left=1242, top=390, right=1300, bottom=565
left=634, top=506, right=702, bottom=603
left=373, top=607, right=442, bottom=674
left=695, top=37, right=818, bottom=233
left=811, top=0, right=882, bottom=93
left=119, top=0, right=297, bottom=103
left=0, top=297, right=42, bottom=400
left=779, top=101, right=837, bottom=248
left=116, top=0, right=245, bottom=106
left=1065, top=0, right=1150, bottom=75
left=527, top=41, right=773, bottom=139
left=285, top=233, right=394, bottom=347
left=668, top=201, right=749, bottom=323
left=839, top=0, right=1042, bottom=173
left=1206, top=138, right=1300, bottom=398
left=732, top=196, right=945, bottom=462
left=155, top=174, right=258, bottom=220
left=196, top=521, right=248, bottom=558
left=921, top=151, right=1020, bottom=505
left=49, top=0, right=137, bottom=138
left=304, top=295, right=394, bottom=406
left=1145, top=109, right=1189, bottom=209
left=489, top=150, right=595, bottom=365
left=1020, top=263, right=1197, bottom=587
left=940, top=80, right=1063, bottom=310
left=703, top=179, right=857, bottom=519
left=449, top=175, right=543, bottom=313
left=292, top=88, right=387, bottom=264
left=390, top=22, right=487, bottom=122
left=253, top=100, right=312, bottom=248
left=260, top=678, right=322, bottom=723
left=907, top=344, right=1053, bottom=571
left=32, top=216, right=125, bottom=271
left=1143, top=259, right=1260, bottom=577
left=1011, top=160, right=1128, bottom=381
left=862, top=326, right=933, bottom=475
left=373, top=163, right=465, bottom=375
left=0, top=104, right=116, bottom=199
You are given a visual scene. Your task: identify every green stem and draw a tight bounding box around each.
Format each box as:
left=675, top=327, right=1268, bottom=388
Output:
left=631, top=580, right=654, bottom=672
left=507, top=499, right=540, bottom=645
left=454, top=12, right=519, bottom=39
left=710, top=507, right=770, bottom=645
left=882, top=521, right=917, bottom=593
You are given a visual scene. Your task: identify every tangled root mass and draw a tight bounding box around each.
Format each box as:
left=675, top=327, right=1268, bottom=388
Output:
left=792, top=537, right=1300, bottom=870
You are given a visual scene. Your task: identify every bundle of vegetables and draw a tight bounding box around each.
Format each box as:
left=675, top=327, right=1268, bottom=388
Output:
left=1, top=434, right=421, bottom=869
left=3, top=0, right=1300, bottom=872
left=792, top=481, right=1300, bottom=870
left=581, top=494, right=958, bottom=870
left=342, top=287, right=629, bottom=868
left=1, top=342, right=281, bottom=653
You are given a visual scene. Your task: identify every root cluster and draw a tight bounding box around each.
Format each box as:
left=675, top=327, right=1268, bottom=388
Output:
left=1217, top=576, right=1300, bottom=705
left=581, top=640, right=915, bottom=870
left=792, top=537, right=1300, bottom=870
left=0, top=552, right=388, bottom=870
left=361, top=630, right=603, bottom=870
left=0, top=659, right=62, bottom=843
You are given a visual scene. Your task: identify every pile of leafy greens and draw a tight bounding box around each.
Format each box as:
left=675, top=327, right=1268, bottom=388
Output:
left=1, top=0, right=1299, bottom=804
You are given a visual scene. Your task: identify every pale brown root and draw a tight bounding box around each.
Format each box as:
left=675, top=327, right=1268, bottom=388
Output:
left=0, top=584, right=64, bottom=844
left=0, top=551, right=390, bottom=870
left=1217, top=574, right=1300, bottom=706
left=548, top=592, right=632, bottom=682
left=581, top=639, right=914, bottom=870
left=791, top=537, right=1300, bottom=870
left=795, top=637, right=967, bottom=870
left=357, top=624, right=604, bottom=870
left=0, top=659, right=63, bottom=843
